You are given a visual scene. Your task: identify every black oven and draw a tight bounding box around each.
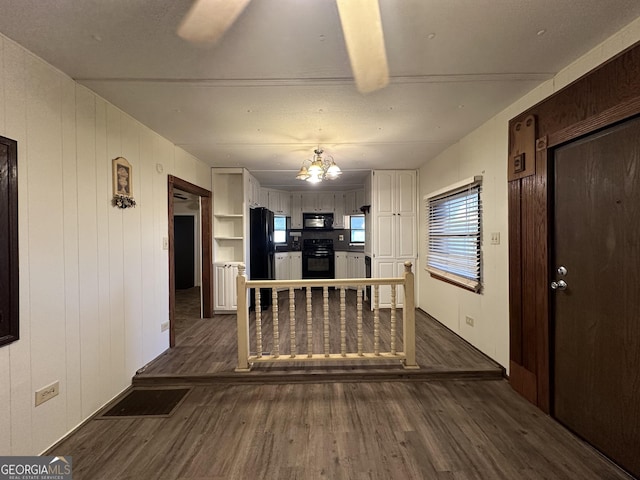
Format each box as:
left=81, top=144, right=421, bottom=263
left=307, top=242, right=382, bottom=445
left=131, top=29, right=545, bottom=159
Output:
left=302, top=238, right=335, bottom=279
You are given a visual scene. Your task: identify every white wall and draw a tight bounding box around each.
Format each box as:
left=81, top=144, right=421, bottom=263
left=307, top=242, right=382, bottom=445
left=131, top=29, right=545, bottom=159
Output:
left=417, top=18, right=640, bottom=371
left=0, top=34, right=211, bottom=455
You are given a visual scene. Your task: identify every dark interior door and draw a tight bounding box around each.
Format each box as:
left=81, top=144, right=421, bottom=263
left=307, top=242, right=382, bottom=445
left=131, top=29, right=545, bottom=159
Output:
left=552, top=117, right=640, bottom=477
left=174, top=215, right=195, bottom=290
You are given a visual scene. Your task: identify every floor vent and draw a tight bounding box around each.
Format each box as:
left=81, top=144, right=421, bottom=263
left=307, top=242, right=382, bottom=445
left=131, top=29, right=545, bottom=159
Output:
left=98, top=388, right=191, bottom=419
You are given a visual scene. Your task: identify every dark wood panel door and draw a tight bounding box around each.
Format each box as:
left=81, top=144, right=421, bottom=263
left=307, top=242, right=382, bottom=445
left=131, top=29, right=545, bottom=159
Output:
left=553, top=117, right=640, bottom=477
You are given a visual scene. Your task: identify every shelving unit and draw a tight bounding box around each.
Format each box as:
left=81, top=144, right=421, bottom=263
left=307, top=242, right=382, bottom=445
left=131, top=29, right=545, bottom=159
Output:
left=212, top=169, right=246, bottom=265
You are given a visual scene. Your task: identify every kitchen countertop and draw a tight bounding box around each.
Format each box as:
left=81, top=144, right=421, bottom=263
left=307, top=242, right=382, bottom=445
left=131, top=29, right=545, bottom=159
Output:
left=275, top=246, right=364, bottom=253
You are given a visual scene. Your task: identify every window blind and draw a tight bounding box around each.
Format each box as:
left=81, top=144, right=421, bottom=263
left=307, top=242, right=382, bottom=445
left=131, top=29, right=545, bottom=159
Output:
left=426, top=177, right=482, bottom=292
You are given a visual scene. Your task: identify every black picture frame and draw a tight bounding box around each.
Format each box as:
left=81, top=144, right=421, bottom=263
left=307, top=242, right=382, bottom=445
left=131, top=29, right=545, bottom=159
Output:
left=0, top=135, right=19, bottom=347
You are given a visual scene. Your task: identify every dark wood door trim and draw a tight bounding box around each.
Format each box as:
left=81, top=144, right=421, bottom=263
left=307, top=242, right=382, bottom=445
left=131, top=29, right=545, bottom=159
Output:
left=508, top=42, right=640, bottom=412
left=168, top=175, right=212, bottom=348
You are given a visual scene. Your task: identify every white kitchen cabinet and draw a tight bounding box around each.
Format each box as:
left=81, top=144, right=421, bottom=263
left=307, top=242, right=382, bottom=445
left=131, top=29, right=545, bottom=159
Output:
left=347, top=252, right=366, bottom=279
left=291, top=193, right=302, bottom=228
left=335, top=252, right=348, bottom=279
left=275, top=252, right=290, bottom=292
left=334, top=192, right=346, bottom=228
left=268, top=189, right=291, bottom=216
left=214, top=262, right=239, bottom=312
left=259, top=188, right=269, bottom=210
left=247, top=173, right=262, bottom=208
left=369, top=170, right=417, bottom=308
left=318, top=192, right=335, bottom=212
left=345, top=189, right=366, bottom=215
left=372, top=170, right=417, bottom=259
left=275, top=252, right=290, bottom=281
left=301, top=192, right=335, bottom=212
left=290, top=252, right=302, bottom=281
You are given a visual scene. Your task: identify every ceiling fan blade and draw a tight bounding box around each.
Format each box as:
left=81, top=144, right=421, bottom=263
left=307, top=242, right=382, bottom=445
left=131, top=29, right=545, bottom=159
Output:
left=336, top=0, right=389, bottom=94
left=177, top=0, right=251, bottom=44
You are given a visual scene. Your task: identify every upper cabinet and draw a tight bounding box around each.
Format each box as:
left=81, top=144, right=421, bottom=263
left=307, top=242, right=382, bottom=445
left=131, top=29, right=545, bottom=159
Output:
left=267, top=189, right=291, bottom=216
left=291, top=193, right=303, bottom=228
left=301, top=192, right=335, bottom=213
left=371, top=170, right=417, bottom=259
left=373, top=170, right=416, bottom=217
left=345, top=189, right=366, bottom=215
left=334, top=192, right=346, bottom=229
left=246, top=172, right=263, bottom=208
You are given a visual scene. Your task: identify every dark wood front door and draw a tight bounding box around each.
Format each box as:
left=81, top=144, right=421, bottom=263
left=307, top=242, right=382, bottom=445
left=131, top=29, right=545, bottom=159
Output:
left=552, top=117, right=640, bottom=477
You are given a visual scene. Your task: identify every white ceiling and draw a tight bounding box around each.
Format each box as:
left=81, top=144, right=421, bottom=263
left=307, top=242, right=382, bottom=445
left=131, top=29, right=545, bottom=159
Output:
left=0, top=0, right=639, bottom=190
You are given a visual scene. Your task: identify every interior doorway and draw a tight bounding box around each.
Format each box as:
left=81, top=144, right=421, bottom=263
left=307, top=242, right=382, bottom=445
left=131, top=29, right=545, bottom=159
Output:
left=551, top=117, right=640, bottom=477
left=168, top=175, right=212, bottom=347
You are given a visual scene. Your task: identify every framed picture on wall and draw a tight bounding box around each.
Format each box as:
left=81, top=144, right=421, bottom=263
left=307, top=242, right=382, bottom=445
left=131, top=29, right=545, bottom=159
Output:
left=112, top=156, right=133, bottom=198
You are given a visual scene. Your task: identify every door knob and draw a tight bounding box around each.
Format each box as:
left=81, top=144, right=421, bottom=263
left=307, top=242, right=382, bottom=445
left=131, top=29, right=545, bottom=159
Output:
left=557, top=266, right=567, bottom=276
left=551, top=280, right=568, bottom=290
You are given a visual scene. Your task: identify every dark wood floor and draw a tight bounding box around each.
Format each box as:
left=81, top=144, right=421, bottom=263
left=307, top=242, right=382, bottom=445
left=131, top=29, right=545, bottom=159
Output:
left=46, top=287, right=632, bottom=479
left=49, top=381, right=630, bottom=479
left=136, top=288, right=504, bottom=384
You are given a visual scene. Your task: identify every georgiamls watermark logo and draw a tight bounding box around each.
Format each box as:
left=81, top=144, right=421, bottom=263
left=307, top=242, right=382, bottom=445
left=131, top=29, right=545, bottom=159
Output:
left=0, top=456, right=72, bottom=480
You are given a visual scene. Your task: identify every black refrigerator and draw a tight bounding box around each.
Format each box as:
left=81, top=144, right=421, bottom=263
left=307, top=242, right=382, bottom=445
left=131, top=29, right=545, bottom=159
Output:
left=250, top=207, right=275, bottom=308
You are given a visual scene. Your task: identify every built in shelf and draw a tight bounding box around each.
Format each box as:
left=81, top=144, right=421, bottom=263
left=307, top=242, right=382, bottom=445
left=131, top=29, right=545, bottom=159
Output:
left=214, top=236, right=243, bottom=240
left=214, top=214, right=243, bottom=218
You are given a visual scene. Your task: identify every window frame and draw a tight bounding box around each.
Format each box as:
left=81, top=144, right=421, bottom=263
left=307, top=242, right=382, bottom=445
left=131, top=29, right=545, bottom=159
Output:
left=273, top=215, right=287, bottom=244
left=349, top=214, right=365, bottom=244
left=425, top=176, right=482, bottom=293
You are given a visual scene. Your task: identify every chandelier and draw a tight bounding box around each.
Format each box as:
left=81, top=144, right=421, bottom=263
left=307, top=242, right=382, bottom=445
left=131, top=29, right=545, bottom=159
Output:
left=296, top=148, right=342, bottom=184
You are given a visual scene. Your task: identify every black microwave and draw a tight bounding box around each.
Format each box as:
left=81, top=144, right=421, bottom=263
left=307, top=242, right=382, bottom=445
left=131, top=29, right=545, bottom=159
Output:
left=303, top=213, right=334, bottom=230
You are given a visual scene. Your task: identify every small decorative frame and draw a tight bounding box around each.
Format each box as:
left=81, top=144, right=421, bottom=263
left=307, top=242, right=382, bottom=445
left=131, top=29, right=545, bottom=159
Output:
left=112, top=157, right=136, bottom=208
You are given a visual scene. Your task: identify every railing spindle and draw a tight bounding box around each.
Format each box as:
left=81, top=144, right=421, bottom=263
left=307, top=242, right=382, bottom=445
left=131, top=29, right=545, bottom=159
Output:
left=235, top=264, right=250, bottom=371
left=374, top=285, right=380, bottom=355
left=289, top=287, right=296, bottom=357
left=403, top=262, right=418, bottom=369
left=255, top=288, right=262, bottom=358
left=323, top=286, right=329, bottom=357
left=340, top=287, right=346, bottom=356
left=390, top=284, right=397, bottom=355
left=272, top=288, right=279, bottom=358
left=357, top=286, right=363, bottom=356
left=306, top=286, right=313, bottom=357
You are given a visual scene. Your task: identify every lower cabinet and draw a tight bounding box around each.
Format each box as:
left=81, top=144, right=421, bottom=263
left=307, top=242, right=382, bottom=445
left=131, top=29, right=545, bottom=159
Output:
left=335, top=252, right=348, bottom=279
left=290, top=252, right=302, bottom=281
left=275, top=252, right=303, bottom=289
left=335, top=252, right=365, bottom=287
left=214, top=262, right=239, bottom=312
left=275, top=253, right=289, bottom=281
left=347, top=252, right=366, bottom=279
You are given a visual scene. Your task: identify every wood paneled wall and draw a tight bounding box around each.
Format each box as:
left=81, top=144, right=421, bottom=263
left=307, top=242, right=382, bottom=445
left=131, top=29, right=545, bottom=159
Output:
left=0, top=34, right=211, bottom=455
left=508, top=42, right=640, bottom=411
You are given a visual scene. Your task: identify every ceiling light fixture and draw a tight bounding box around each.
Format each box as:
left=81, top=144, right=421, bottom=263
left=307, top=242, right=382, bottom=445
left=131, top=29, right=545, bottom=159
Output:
left=296, top=148, right=342, bottom=184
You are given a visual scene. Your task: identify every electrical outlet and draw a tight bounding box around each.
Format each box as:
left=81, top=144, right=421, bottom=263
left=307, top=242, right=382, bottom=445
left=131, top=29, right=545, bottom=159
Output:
left=161, top=321, right=170, bottom=332
left=465, top=316, right=475, bottom=327
left=338, top=234, right=344, bottom=241
left=490, top=232, right=500, bottom=245
left=35, top=381, right=59, bottom=406
left=162, top=237, right=169, bottom=250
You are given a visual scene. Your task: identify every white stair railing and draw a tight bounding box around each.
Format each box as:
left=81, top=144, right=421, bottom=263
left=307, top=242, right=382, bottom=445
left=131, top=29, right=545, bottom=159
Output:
left=235, top=262, right=418, bottom=372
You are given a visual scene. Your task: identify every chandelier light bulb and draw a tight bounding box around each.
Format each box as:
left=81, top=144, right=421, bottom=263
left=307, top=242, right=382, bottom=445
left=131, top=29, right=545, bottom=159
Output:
left=296, top=147, right=341, bottom=183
